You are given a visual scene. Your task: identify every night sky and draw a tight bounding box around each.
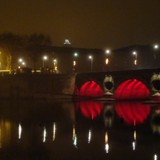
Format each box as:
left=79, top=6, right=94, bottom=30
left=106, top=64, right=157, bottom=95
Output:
left=0, top=0, right=160, bottom=49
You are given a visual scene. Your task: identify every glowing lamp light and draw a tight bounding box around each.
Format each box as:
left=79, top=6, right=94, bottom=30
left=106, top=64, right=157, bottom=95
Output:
left=105, top=58, right=109, bottom=65
left=88, top=129, right=92, bottom=143
left=132, top=51, right=137, bottom=56
left=73, top=60, right=76, bottom=66
left=105, top=49, right=110, bottom=54
left=43, top=55, right=48, bottom=60
left=154, top=154, right=158, bottom=160
left=88, top=55, right=93, bottom=60
left=74, top=52, right=78, bottom=57
left=43, top=127, right=47, bottom=143
left=53, top=123, right=56, bottom=141
left=18, top=123, right=22, bottom=139
left=154, top=44, right=159, bottom=50
left=18, top=58, right=23, bottom=63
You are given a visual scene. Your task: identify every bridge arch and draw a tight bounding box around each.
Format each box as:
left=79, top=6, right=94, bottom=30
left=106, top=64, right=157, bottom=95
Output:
left=114, top=79, right=150, bottom=100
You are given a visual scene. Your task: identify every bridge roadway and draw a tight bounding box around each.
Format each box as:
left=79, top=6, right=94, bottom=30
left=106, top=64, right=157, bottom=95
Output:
left=75, top=68, right=160, bottom=99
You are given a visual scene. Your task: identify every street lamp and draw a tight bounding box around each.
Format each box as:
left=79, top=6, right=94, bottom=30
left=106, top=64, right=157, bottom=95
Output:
left=88, top=55, right=93, bottom=72
left=105, top=49, right=110, bottom=55
left=18, top=58, right=23, bottom=63
left=42, top=55, right=48, bottom=68
left=132, top=51, right=137, bottom=65
left=18, top=58, right=26, bottom=67
left=73, top=52, right=79, bottom=72
left=105, top=49, right=111, bottom=70
left=153, top=44, right=159, bottom=50
left=53, top=58, right=58, bottom=73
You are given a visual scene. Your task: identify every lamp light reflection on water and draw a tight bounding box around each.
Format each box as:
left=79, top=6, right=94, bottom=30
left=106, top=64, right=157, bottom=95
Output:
left=43, top=127, right=47, bottom=143
left=88, top=129, right=92, bottom=143
left=72, top=126, right=78, bottom=148
left=132, top=130, right=137, bottom=151
left=18, top=123, right=22, bottom=139
left=154, top=154, right=158, bottom=160
left=53, top=123, right=56, bottom=141
left=132, top=141, right=136, bottom=151
left=105, top=132, right=109, bottom=153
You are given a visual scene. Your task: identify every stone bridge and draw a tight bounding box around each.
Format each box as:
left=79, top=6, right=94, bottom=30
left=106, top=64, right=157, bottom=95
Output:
left=75, top=69, right=160, bottom=99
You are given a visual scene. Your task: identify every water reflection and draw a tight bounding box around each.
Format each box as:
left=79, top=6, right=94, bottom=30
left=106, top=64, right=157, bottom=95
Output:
left=104, top=131, right=109, bottom=153
left=78, top=101, right=103, bottom=119
left=0, top=100, right=159, bottom=159
left=18, top=123, right=22, bottom=140
left=115, top=102, right=150, bottom=126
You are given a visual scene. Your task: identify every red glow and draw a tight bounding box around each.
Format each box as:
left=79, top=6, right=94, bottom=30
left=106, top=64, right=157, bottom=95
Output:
left=79, top=101, right=103, bottom=119
left=115, top=79, right=150, bottom=100
left=79, top=81, right=103, bottom=97
left=115, top=102, right=150, bottom=125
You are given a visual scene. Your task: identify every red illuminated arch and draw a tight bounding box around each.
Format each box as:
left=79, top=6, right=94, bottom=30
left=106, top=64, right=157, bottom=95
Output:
left=79, top=101, right=103, bottom=119
left=79, top=81, right=103, bottom=97
left=115, top=102, right=150, bottom=125
left=115, top=79, right=150, bottom=100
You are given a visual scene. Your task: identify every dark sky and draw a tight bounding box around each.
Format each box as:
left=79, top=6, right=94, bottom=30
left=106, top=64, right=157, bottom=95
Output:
left=0, top=0, right=160, bottom=49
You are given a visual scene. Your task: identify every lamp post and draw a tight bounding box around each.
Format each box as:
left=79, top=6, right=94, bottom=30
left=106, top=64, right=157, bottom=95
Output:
left=88, top=55, right=93, bottom=72
left=105, top=49, right=111, bottom=71
left=53, top=59, right=58, bottom=73
left=18, top=58, right=26, bottom=67
left=73, top=52, right=78, bottom=72
left=42, top=55, right=48, bottom=68
left=132, top=51, right=137, bottom=66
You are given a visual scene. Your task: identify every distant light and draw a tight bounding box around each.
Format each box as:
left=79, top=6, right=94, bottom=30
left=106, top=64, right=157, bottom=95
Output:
left=74, top=52, right=78, bottom=57
left=53, top=59, right=57, bottom=63
left=22, top=62, right=26, bottom=66
left=18, top=58, right=23, bottom=63
left=105, top=49, right=110, bottom=54
left=132, top=51, right=137, bottom=56
left=134, top=130, right=136, bottom=141
left=43, top=56, right=48, bottom=60
left=64, top=39, right=71, bottom=45
left=73, top=60, right=76, bottom=66
left=88, top=55, right=93, bottom=60
left=154, top=44, right=159, bottom=50
left=134, top=59, right=137, bottom=65
left=105, top=58, right=109, bottom=65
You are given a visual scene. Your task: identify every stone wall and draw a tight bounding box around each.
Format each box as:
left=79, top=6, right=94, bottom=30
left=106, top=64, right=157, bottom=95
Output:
left=0, top=74, right=76, bottom=99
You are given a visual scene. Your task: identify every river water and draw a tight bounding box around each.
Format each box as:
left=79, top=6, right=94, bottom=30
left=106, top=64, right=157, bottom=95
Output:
left=0, top=99, right=160, bottom=160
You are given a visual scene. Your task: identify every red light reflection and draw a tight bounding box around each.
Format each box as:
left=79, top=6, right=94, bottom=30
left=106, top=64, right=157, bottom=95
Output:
left=115, top=79, right=150, bottom=100
left=79, top=101, right=103, bottom=119
left=115, top=102, right=150, bottom=125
